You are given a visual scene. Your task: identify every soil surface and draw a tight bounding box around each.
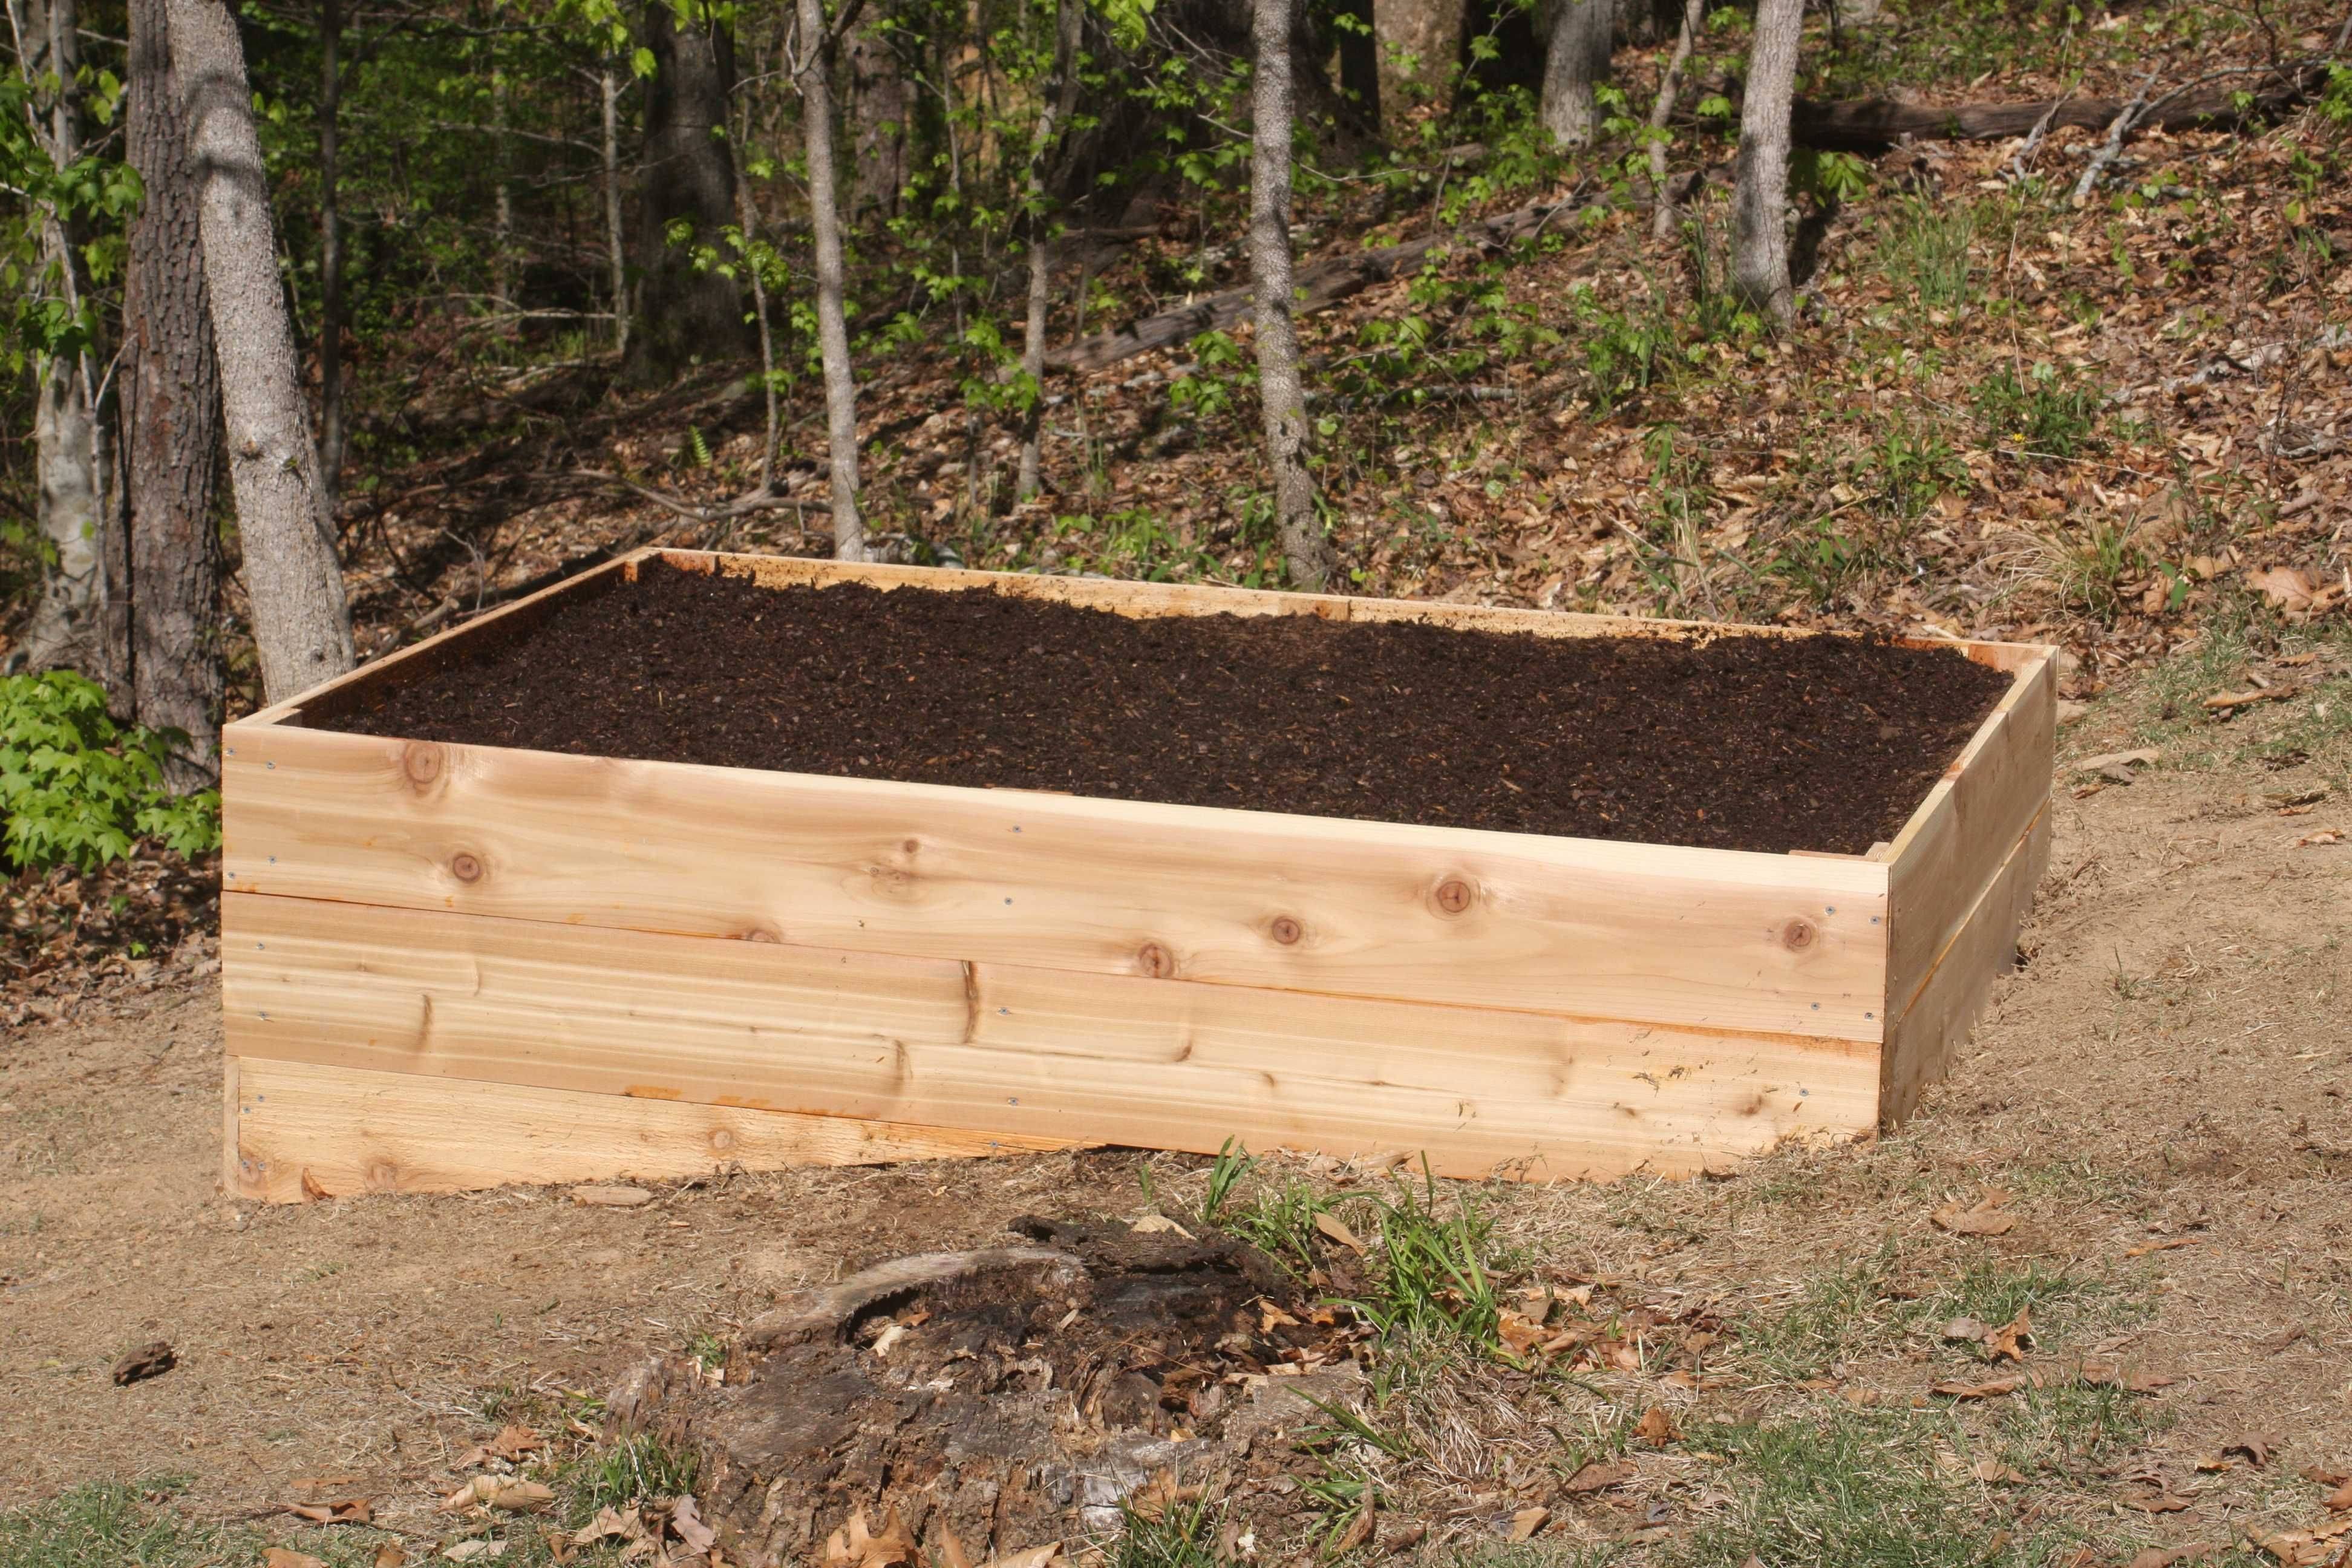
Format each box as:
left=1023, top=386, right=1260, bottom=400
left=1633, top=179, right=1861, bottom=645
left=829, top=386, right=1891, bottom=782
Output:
left=330, top=562, right=2013, bottom=854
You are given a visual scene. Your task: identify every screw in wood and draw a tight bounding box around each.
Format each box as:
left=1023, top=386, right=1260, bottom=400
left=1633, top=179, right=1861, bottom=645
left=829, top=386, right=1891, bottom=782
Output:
left=450, top=852, right=484, bottom=884
left=1137, top=941, right=1176, bottom=979
left=1269, top=915, right=1303, bottom=946
left=1434, top=878, right=1474, bottom=915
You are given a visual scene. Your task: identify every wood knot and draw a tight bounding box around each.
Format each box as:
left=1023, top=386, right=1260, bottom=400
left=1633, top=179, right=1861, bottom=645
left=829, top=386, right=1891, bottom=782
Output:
left=1269, top=915, right=1302, bottom=946
left=400, top=740, right=443, bottom=788
left=1136, top=941, right=1176, bottom=979
left=901, top=838, right=921, bottom=855
left=449, top=852, right=484, bottom=884
left=366, top=1160, right=400, bottom=1189
left=739, top=927, right=780, bottom=944
left=1780, top=916, right=1818, bottom=952
left=1434, top=877, right=1475, bottom=915
left=710, top=1128, right=737, bottom=1153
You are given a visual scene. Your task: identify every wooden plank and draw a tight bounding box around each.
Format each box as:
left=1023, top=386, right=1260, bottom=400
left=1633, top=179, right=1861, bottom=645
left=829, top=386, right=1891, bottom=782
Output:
left=223, top=892, right=1881, bottom=1182
left=220, top=1053, right=241, bottom=1193
left=1879, top=804, right=2051, bottom=1122
left=220, top=724, right=1890, bottom=1040
left=227, top=1054, right=1077, bottom=1201
left=1881, top=651, right=2055, bottom=1014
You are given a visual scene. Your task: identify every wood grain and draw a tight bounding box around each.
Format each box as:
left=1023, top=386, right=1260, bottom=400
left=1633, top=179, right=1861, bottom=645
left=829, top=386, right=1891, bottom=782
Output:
left=223, top=892, right=1881, bottom=1181
left=1879, top=804, right=2051, bottom=1122
left=220, top=723, right=1890, bottom=1040
left=1882, top=651, right=2056, bottom=1014
left=227, top=1054, right=1077, bottom=1200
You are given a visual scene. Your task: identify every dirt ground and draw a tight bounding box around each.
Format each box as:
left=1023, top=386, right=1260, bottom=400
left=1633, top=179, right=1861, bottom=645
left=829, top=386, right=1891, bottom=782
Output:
left=3, top=661, right=2350, bottom=1561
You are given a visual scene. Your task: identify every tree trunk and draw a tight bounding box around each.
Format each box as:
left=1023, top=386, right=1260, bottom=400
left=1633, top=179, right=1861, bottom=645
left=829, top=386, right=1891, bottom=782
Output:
left=316, top=0, right=345, bottom=500
left=1538, top=0, right=1613, bottom=148
left=1731, top=0, right=1802, bottom=325
left=10, top=0, right=109, bottom=675
left=1647, top=0, right=1700, bottom=237
left=622, top=1, right=753, bottom=385
left=169, top=0, right=356, bottom=701
left=1015, top=0, right=1082, bottom=502
left=491, top=65, right=514, bottom=306
left=601, top=65, right=628, bottom=356
left=1247, top=0, right=1328, bottom=590
left=845, top=16, right=907, bottom=223
left=796, top=0, right=863, bottom=560
left=114, top=0, right=224, bottom=786
left=1374, top=0, right=1464, bottom=117
left=1336, top=0, right=1377, bottom=128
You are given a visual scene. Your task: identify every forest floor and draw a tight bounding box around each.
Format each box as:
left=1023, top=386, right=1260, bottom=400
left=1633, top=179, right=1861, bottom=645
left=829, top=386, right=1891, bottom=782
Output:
left=2, top=630, right=2349, bottom=1567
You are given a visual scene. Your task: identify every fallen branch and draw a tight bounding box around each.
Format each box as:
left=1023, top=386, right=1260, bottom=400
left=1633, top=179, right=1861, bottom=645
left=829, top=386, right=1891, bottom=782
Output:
left=2073, top=68, right=2163, bottom=204
left=1046, top=188, right=1607, bottom=373
left=1791, top=60, right=2333, bottom=151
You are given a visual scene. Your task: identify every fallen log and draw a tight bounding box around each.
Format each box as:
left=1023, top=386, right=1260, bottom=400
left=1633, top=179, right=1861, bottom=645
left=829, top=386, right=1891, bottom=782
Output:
left=1792, top=62, right=2331, bottom=151
left=1046, top=189, right=1607, bottom=373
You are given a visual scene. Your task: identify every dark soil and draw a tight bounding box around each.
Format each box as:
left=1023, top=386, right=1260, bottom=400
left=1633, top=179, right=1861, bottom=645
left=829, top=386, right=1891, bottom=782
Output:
left=331, top=560, right=2015, bottom=854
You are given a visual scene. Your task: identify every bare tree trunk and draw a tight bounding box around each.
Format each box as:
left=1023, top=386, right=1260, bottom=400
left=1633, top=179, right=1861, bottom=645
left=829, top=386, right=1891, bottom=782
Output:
left=1731, top=0, right=1802, bottom=325
left=601, top=64, right=628, bottom=356
left=795, top=0, right=862, bottom=560
left=623, top=1, right=753, bottom=384
left=1373, top=0, right=1463, bottom=117
left=845, top=15, right=907, bottom=223
left=1248, top=0, right=1329, bottom=590
left=169, top=0, right=356, bottom=701
left=1538, top=0, right=1614, bottom=147
left=316, top=0, right=345, bottom=500
left=733, top=97, right=779, bottom=497
left=9, top=0, right=109, bottom=673
left=114, top=0, right=223, bottom=786
left=1015, top=0, right=1081, bottom=502
left=1647, top=0, right=1700, bottom=237
left=1336, top=0, right=1377, bottom=128
left=491, top=65, right=514, bottom=306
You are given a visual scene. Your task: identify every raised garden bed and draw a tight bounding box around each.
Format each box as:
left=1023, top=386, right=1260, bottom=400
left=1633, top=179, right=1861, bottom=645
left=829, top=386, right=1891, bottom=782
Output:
left=220, top=550, right=2055, bottom=1199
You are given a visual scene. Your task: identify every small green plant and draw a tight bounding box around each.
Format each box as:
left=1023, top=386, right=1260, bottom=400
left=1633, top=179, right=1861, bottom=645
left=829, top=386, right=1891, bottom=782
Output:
left=1168, top=330, right=1250, bottom=422
left=1571, top=284, right=1678, bottom=412
left=1105, top=1494, right=1233, bottom=1568
left=1199, top=1137, right=1254, bottom=1229
left=1875, top=196, right=1976, bottom=310
left=573, top=1432, right=699, bottom=1512
left=1342, top=1164, right=1500, bottom=1348
left=1, top=670, right=220, bottom=874
left=1973, top=362, right=2104, bottom=458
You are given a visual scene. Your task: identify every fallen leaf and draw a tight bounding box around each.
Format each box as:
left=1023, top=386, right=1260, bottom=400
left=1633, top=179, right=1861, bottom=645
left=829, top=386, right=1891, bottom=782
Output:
left=2206, top=687, right=2299, bottom=712
left=489, top=1481, right=554, bottom=1514
left=1970, top=1456, right=2027, bottom=1485
left=977, top=1547, right=1063, bottom=1568
left=1942, top=1317, right=1990, bottom=1341
left=374, top=1546, right=409, bottom=1568
left=2125, top=1236, right=2201, bottom=1258
left=284, top=1499, right=373, bottom=1524
left=1634, top=1405, right=1680, bottom=1445
left=2330, top=1480, right=2352, bottom=1511
left=572, top=1506, right=635, bottom=1546
left=1509, top=1507, right=1550, bottom=1541
left=2071, top=748, right=2160, bottom=775
left=569, top=1184, right=653, bottom=1207
left=1129, top=1214, right=1193, bottom=1237
left=934, top=1524, right=977, bottom=1568
left=1932, top=1192, right=2017, bottom=1236
left=1931, top=1377, right=2024, bottom=1400
left=671, top=1496, right=717, bottom=1554
left=2246, top=566, right=2323, bottom=615
left=1561, top=1459, right=1634, bottom=1494
left=1983, top=1308, right=2032, bottom=1364
left=111, top=1341, right=175, bottom=1386
left=2296, top=828, right=2344, bottom=847
left=264, top=1552, right=328, bottom=1568
left=823, top=1507, right=921, bottom=1568
left=2121, top=1491, right=2193, bottom=1513
left=1313, top=1212, right=1367, bottom=1254
left=2227, top=1438, right=2275, bottom=1468
left=442, top=1544, right=503, bottom=1564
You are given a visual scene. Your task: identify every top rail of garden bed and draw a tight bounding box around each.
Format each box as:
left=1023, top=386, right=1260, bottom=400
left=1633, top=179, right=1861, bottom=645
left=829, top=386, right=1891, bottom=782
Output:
left=243, top=546, right=2053, bottom=873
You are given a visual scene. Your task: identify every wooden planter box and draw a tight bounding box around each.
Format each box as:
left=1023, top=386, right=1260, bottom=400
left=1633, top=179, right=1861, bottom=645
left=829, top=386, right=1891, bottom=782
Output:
left=220, top=550, right=2054, bottom=1200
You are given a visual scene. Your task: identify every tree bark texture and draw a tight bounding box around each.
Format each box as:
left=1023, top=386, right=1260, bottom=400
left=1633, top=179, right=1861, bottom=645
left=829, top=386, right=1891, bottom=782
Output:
left=114, top=0, right=224, bottom=785
left=846, top=16, right=907, bottom=222
left=1015, top=0, right=1082, bottom=501
left=169, top=0, right=356, bottom=701
left=622, top=2, right=753, bottom=384
left=1731, top=0, right=1802, bottom=326
left=1538, top=0, right=1613, bottom=147
left=10, top=0, right=109, bottom=674
left=1790, top=65, right=2334, bottom=151
left=1373, top=0, right=1463, bottom=117
left=601, top=65, right=629, bottom=355
left=1247, top=0, right=1329, bottom=590
left=316, top=0, right=345, bottom=499
left=795, top=0, right=863, bottom=560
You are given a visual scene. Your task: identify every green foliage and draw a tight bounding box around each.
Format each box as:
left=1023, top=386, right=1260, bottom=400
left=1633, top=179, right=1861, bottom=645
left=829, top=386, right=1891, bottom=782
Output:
left=1, top=671, right=219, bottom=874
left=1570, top=284, right=1677, bottom=412
left=0, top=1481, right=222, bottom=1568
left=1973, top=362, right=2105, bottom=457
left=1791, top=148, right=1872, bottom=206
left=1104, top=1495, right=1233, bottom=1568
left=1168, top=329, right=1250, bottom=422
left=1341, top=1165, right=1500, bottom=1349
left=1875, top=196, right=1977, bottom=310
left=571, top=1432, right=700, bottom=1513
